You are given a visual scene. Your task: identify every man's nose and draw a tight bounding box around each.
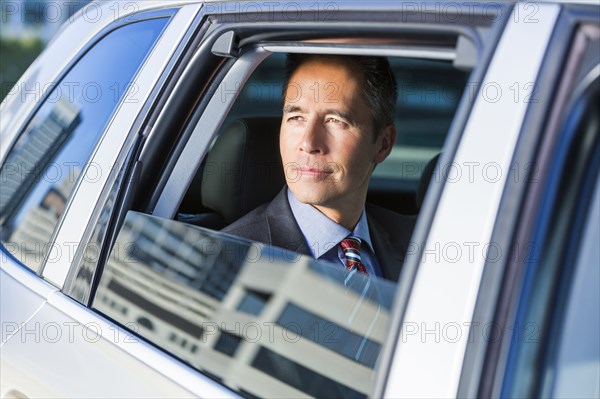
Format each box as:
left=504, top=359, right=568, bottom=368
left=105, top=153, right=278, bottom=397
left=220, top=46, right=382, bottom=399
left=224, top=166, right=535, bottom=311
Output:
left=299, top=120, right=325, bottom=154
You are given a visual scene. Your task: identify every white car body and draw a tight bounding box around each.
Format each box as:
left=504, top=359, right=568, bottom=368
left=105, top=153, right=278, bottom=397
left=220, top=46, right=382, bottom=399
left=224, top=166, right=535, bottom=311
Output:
left=1, top=1, right=598, bottom=398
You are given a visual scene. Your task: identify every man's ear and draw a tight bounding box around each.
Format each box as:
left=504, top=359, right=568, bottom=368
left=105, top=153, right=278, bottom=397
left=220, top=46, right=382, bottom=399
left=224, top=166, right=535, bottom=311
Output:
left=374, top=124, right=397, bottom=164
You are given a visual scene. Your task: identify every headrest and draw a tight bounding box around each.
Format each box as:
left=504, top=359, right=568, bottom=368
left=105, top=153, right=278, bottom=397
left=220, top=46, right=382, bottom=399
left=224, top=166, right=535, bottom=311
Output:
left=415, top=153, right=441, bottom=210
left=201, top=117, right=286, bottom=224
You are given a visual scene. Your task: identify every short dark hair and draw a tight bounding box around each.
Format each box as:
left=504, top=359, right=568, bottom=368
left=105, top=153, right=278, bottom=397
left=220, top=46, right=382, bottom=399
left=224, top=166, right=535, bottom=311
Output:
left=282, top=53, right=397, bottom=140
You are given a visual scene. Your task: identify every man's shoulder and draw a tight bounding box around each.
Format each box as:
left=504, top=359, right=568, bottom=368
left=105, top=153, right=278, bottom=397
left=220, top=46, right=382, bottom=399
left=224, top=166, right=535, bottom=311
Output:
left=221, top=202, right=270, bottom=236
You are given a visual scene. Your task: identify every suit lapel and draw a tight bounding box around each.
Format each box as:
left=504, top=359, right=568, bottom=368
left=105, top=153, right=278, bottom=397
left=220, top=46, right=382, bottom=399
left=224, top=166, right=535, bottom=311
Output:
left=368, top=213, right=404, bottom=282
left=262, top=190, right=410, bottom=281
left=265, top=189, right=311, bottom=256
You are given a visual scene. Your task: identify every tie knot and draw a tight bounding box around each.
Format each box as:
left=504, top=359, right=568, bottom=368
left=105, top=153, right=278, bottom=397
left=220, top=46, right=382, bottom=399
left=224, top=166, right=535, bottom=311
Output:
left=340, top=236, right=366, bottom=274
left=340, top=236, right=362, bottom=252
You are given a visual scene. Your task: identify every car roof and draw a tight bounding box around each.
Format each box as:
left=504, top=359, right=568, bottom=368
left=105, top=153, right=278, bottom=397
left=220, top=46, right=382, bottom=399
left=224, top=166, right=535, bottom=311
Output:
left=109, top=0, right=600, bottom=11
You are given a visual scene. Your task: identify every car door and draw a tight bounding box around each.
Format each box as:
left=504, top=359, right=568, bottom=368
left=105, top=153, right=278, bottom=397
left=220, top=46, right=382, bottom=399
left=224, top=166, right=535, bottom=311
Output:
left=42, top=2, right=509, bottom=398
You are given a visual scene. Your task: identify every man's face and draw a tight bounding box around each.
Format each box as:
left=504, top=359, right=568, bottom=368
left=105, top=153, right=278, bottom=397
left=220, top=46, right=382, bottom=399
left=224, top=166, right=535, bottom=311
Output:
left=280, top=58, right=395, bottom=221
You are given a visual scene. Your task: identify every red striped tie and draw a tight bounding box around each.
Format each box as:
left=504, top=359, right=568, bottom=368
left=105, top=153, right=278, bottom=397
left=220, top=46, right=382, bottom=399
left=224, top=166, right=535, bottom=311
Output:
left=340, top=236, right=367, bottom=274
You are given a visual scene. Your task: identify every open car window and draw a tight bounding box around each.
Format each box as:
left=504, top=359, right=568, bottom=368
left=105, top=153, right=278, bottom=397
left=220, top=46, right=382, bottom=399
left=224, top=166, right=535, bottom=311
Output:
left=7, top=2, right=600, bottom=398
left=91, top=48, right=472, bottom=397
left=211, top=53, right=468, bottom=216
left=175, top=51, right=468, bottom=227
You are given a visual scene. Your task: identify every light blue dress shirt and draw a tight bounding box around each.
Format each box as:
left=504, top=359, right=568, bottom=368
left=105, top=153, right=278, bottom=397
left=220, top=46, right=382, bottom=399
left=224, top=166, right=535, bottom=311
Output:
left=287, top=189, right=383, bottom=277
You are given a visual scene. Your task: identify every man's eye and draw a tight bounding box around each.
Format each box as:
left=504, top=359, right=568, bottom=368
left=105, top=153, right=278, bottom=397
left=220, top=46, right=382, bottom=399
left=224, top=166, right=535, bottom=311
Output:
left=288, top=115, right=303, bottom=122
left=326, top=117, right=345, bottom=125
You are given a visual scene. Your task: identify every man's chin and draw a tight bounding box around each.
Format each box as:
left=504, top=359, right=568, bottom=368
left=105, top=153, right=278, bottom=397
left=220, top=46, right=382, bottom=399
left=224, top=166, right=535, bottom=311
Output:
left=289, top=187, right=331, bottom=206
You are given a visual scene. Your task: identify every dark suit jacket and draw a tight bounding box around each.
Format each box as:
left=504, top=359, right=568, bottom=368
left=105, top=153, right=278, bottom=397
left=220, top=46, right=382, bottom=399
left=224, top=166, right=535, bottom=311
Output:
left=222, top=188, right=416, bottom=281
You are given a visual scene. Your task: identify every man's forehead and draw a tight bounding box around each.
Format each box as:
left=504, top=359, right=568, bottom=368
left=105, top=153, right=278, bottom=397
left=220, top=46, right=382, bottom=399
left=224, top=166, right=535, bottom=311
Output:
left=283, top=94, right=355, bottom=114
left=284, top=63, right=363, bottom=104
left=292, top=57, right=362, bottom=80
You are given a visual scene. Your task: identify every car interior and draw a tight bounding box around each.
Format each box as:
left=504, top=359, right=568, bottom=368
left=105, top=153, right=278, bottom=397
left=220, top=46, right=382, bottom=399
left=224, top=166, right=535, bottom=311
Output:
left=174, top=52, right=469, bottom=232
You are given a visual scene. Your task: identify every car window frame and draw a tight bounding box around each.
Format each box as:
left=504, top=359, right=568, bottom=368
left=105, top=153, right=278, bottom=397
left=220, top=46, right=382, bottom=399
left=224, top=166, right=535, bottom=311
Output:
left=105, top=5, right=504, bottom=398
left=383, top=4, right=562, bottom=397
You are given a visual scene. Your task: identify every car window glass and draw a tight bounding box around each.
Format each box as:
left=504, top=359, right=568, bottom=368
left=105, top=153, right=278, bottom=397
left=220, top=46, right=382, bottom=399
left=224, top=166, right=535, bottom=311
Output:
left=0, top=18, right=169, bottom=273
left=551, top=170, right=600, bottom=398
left=500, top=26, right=600, bottom=396
left=94, top=211, right=396, bottom=398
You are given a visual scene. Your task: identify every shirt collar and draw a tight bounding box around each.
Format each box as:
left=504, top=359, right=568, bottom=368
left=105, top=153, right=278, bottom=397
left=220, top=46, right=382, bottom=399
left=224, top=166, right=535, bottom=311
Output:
left=287, top=189, right=374, bottom=258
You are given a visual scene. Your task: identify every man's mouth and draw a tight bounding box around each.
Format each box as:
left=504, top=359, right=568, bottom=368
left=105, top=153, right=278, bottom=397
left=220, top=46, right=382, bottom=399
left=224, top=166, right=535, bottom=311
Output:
left=298, top=167, right=334, bottom=178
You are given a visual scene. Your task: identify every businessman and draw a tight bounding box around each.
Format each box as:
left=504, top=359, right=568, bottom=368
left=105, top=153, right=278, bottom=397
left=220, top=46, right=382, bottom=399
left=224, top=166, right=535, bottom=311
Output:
left=223, top=54, right=415, bottom=281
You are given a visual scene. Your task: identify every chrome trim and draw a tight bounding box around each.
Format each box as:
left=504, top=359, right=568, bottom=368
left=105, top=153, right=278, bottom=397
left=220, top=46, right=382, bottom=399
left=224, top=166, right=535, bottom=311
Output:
left=63, top=5, right=210, bottom=306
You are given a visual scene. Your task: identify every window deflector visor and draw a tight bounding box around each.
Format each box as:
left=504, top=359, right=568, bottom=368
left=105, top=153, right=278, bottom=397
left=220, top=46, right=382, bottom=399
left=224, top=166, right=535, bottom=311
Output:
left=261, top=44, right=456, bottom=60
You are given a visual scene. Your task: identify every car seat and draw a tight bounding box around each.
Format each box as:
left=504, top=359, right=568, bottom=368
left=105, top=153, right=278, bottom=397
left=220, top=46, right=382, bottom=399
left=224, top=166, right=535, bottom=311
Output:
left=177, top=117, right=286, bottom=229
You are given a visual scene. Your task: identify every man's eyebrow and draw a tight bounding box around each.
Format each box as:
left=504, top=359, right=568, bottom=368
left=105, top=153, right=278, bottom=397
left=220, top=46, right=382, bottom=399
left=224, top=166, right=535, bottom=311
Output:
left=324, top=109, right=357, bottom=126
left=282, top=106, right=358, bottom=126
left=283, top=105, right=303, bottom=114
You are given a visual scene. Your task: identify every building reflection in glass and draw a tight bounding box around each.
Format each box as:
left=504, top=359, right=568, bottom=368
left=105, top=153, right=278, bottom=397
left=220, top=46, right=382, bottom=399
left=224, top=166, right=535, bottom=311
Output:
left=95, top=211, right=396, bottom=398
left=0, top=98, right=81, bottom=271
